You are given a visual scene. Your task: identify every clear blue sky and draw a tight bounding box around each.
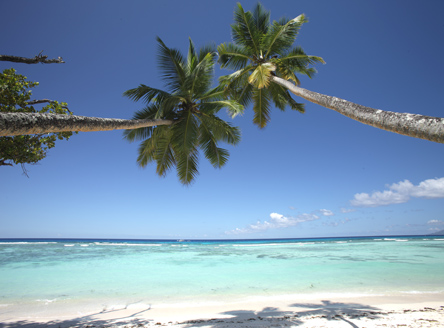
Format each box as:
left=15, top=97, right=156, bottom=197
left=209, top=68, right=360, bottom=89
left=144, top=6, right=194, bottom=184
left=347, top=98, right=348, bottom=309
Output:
left=1, top=0, right=443, bottom=239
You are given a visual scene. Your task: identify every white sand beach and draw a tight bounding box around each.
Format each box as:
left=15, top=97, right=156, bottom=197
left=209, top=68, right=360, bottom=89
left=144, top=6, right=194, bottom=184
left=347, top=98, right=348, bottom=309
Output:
left=1, top=293, right=443, bottom=328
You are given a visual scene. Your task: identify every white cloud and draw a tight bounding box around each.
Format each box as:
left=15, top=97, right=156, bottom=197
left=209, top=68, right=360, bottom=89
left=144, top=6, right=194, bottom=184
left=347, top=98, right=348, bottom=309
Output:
left=320, top=209, right=334, bottom=216
left=428, top=220, right=444, bottom=225
left=226, top=212, right=320, bottom=235
left=340, top=208, right=356, bottom=213
left=350, top=177, right=444, bottom=207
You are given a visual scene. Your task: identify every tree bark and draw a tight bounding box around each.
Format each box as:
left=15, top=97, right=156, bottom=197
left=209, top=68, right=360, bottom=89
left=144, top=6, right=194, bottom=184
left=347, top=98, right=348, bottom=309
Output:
left=0, top=112, right=173, bottom=136
left=0, top=54, right=65, bottom=64
left=271, top=76, right=444, bottom=144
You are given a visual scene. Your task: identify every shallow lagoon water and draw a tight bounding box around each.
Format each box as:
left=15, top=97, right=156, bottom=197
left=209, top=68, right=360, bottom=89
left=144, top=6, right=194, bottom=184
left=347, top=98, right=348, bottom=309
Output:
left=1, top=236, right=444, bottom=311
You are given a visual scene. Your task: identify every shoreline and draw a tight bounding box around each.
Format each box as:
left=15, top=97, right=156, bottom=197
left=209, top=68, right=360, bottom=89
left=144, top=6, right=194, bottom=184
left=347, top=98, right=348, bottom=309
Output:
left=1, top=293, right=444, bottom=327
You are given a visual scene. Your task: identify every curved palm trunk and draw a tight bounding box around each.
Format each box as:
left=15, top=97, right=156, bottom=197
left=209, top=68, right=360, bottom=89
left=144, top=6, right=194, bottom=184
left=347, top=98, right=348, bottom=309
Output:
left=0, top=112, right=173, bottom=137
left=272, top=76, right=444, bottom=144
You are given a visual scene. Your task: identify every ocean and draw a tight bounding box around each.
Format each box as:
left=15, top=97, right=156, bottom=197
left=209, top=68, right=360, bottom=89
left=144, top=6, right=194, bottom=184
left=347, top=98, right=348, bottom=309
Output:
left=1, top=236, right=444, bottom=318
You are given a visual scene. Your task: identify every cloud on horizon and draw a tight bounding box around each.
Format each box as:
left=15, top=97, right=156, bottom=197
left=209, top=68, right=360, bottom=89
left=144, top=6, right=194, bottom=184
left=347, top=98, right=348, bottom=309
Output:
left=428, top=219, right=444, bottom=225
left=226, top=212, right=320, bottom=235
left=350, top=177, right=444, bottom=207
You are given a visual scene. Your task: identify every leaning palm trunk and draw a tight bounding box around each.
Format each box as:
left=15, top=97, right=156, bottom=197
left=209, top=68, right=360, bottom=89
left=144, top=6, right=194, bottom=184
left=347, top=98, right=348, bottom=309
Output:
left=272, top=76, right=444, bottom=144
left=0, top=112, right=173, bottom=137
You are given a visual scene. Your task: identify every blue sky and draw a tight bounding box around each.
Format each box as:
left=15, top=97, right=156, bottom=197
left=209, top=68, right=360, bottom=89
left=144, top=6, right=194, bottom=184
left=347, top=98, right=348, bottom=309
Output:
left=1, top=0, right=443, bottom=239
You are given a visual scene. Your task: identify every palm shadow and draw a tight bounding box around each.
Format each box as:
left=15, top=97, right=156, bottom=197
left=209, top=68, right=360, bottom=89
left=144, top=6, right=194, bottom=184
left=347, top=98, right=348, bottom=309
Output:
left=0, top=300, right=387, bottom=328
left=180, top=300, right=386, bottom=328
left=181, top=306, right=303, bottom=327
left=289, top=300, right=386, bottom=328
left=0, top=304, right=153, bottom=328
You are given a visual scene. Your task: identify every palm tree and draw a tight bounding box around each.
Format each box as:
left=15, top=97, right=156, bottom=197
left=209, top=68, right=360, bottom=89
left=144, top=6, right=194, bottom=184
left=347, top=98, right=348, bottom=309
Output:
left=218, top=3, right=323, bottom=129
left=218, top=3, right=444, bottom=143
left=123, top=37, right=242, bottom=185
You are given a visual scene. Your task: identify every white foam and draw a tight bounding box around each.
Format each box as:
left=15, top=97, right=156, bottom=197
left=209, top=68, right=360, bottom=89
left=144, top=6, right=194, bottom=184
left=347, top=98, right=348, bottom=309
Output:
left=0, top=242, right=57, bottom=245
left=94, top=242, right=162, bottom=246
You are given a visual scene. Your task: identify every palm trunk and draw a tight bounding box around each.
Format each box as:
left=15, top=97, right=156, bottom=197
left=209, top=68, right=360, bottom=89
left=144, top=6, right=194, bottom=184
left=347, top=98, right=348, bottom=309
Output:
left=272, top=76, right=444, bottom=144
left=0, top=112, right=173, bottom=137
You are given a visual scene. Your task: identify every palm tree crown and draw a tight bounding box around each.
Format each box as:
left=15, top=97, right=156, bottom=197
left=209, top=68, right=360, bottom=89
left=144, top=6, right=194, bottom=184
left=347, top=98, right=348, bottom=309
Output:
left=218, top=3, right=324, bottom=128
left=124, top=37, right=242, bottom=185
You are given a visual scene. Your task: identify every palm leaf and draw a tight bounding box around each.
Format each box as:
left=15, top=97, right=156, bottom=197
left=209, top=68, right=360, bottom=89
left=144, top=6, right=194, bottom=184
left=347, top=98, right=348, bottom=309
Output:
left=197, top=117, right=230, bottom=168
left=248, top=63, right=276, bottom=89
left=232, top=3, right=261, bottom=54
left=206, top=100, right=244, bottom=118
left=156, top=37, right=186, bottom=93
left=252, top=2, right=270, bottom=35
left=136, top=138, right=156, bottom=168
left=269, top=81, right=305, bottom=113
left=175, top=147, right=199, bottom=185
left=198, top=85, right=226, bottom=102
left=136, top=126, right=172, bottom=171
left=217, top=43, right=251, bottom=70
left=186, top=37, right=197, bottom=73
left=198, top=44, right=218, bottom=63
left=252, top=88, right=271, bottom=128
left=267, top=82, right=288, bottom=111
left=264, top=14, right=307, bottom=58
left=154, top=127, right=176, bottom=176
left=171, top=109, right=199, bottom=154
left=123, top=84, right=170, bottom=104
left=203, top=114, right=241, bottom=145
left=278, top=46, right=324, bottom=66
left=186, top=51, right=215, bottom=97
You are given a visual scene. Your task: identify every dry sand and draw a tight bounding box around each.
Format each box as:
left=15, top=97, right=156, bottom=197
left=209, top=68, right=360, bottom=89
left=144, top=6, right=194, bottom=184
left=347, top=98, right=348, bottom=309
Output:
left=1, top=294, right=443, bottom=327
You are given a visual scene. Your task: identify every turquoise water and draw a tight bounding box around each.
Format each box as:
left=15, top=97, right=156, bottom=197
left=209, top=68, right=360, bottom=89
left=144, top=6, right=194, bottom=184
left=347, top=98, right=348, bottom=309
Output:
left=1, top=236, right=444, bottom=311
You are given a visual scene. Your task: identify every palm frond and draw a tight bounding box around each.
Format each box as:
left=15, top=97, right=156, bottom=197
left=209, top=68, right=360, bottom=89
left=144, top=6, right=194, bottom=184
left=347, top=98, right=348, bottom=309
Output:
left=123, top=84, right=171, bottom=104
left=232, top=3, right=261, bottom=54
left=263, top=14, right=307, bottom=58
left=156, top=37, right=186, bottom=93
left=175, top=147, right=199, bottom=185
left=171, top=109, right=199, bottom=154
left=277, top=46, right=325, bottom=68
left=267, top=82, right=288, bottom=111
left=274, top=64, right=301, bottom=85
left=136, top=126, right=173, bottom=171
left=186, top=37, right=197, bottom=73
left=197, top=113, right=241, bottom=145
left=153, top=127, right=176, bottom=177
left=219, top=68, right=254, bottom=107
left=252, top=88, right=271, bottom=128
left=198, top=85, right=226, bottom=102
left=136, top=138, right=156, bottom=168
left=206, top=100, right=244, bottom=118
left=248, top=63, right=276, bottom=89
left=269, top=81, right=305, bottom=113
left=197, top=43, right=217, bottom=63
left=186, top=51, right=215, bottom=97
left=252, top=2, right=270, bottom=35
left=217, top=43, right=251, bottom=70
left=198, top=118, right=229, bottom=168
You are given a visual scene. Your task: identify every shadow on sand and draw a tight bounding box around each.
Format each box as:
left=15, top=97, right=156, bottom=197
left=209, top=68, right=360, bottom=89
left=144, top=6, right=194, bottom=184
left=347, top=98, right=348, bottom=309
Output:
left=180, top=300, right=385, bottom=327
left=0, top=300, right=386, bottom=328
left=0, top=305, right=154, bottom=328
